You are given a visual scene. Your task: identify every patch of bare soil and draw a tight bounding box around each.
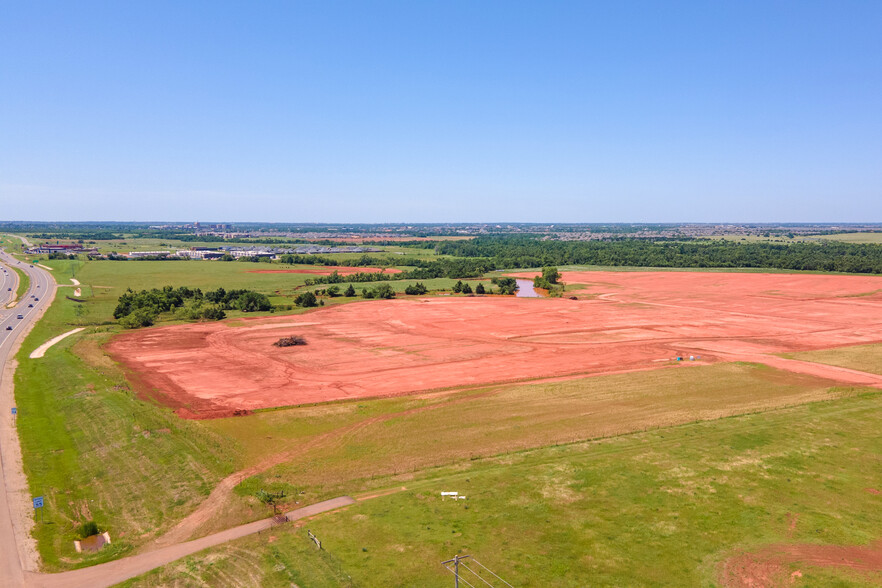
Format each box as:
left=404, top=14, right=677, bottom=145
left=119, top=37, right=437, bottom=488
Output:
left=721, top=540, right=882, bottom=587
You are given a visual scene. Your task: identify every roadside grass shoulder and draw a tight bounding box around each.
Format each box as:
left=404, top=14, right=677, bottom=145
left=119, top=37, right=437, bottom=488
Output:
left=10, top=265, right=29, bottom=303
left=14, top=289, right=237, bottom=571
left=783, top=343, right=882, bottom=376
left=121, top=391, right=882, bottom=587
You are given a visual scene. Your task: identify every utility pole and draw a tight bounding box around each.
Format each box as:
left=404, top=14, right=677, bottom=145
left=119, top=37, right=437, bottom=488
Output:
left=441, top=554, right=471, bottom=587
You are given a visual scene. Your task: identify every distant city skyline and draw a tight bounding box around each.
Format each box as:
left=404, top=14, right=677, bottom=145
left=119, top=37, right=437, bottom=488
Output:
left=2, top=1, right=881, bottom=222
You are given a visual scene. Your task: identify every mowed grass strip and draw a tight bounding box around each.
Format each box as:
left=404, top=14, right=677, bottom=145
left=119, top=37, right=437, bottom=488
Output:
left=121, top=391, right=882, bottom=587
left=784, top=343, right=882, bottom=376
left=14, top=294, right=236, bottom=571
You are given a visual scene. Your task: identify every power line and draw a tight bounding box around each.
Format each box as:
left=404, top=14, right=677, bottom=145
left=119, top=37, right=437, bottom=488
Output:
left=441, top=554, right=514, bottom=588
left=470, top=557, right=514, bottom=588
left=442, top=563, right=478, bottom=588
left=459, top=562, right=495, bottom=587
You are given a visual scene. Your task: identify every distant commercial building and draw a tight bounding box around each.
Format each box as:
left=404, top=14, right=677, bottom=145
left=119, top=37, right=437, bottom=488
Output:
left=127, top=251, right=172, bottom=258
left=26, top=244, right=97, bottom=255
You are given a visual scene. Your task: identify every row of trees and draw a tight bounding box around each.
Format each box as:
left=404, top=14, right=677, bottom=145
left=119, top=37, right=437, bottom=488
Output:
left=435, top=236, right=882, bottom=274
left=303, top=258, right=497, bottom=287
left=114, top=286, right=272, bottom=328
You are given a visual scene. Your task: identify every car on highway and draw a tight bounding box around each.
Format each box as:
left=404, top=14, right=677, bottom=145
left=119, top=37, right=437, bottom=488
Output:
left=28, top=304, right=33, bottom=307
left=5, top=326, right=11, bottom=331
left=17, top=315, right=24, bottom=319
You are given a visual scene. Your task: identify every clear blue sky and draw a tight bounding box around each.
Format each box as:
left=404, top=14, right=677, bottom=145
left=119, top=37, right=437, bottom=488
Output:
left=2, top=1, right=880, bottom=223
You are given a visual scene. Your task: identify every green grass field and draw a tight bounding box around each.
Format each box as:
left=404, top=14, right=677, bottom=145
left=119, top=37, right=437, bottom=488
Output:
left=784, top=343, right=882, bottom=376
left=160, top=362, right=851, bottom=541
left=40, top=258, right=494, bottom=327
left=122, top=391, right=882, bottom=587
left=1, top=233, right=28, bottom=253
left=814, top=232, right=882, bottom=244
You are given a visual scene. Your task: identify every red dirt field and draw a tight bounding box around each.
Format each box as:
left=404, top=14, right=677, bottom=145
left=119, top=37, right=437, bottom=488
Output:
left=721, top=540, right=882, bottom=587
left=106, top=271, right=882, bottom=418
left=248, top=266, right=402, bottom=276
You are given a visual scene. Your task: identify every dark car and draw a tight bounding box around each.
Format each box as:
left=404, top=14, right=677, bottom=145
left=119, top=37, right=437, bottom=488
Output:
left=5, top=326, right=11, bottom=331
left=28, top=303, right=33, bottom=307
left=17, top=315, right=23, bottom=319
left=34, top=298, right=39, bottom=301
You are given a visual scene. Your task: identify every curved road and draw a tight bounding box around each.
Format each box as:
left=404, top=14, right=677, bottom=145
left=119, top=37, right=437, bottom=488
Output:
left=0, top=248, right=55, bottom=587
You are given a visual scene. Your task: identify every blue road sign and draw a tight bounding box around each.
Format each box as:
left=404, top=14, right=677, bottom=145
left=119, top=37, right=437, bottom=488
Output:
left=33, top=496, right=43, bottom=509
left=11, top=407, right=16, bottom=415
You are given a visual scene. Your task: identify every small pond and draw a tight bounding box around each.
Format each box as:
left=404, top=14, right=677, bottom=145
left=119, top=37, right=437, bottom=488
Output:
left=515, top=279, right=541, bottom=298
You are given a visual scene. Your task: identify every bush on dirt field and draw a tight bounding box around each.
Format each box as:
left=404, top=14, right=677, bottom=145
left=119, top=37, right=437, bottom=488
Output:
left=274, top=336, right=307, bottom=347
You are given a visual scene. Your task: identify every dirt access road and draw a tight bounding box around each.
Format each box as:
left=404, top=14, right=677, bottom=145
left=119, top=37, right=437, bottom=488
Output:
left=109, top=270, right=882, bottom=417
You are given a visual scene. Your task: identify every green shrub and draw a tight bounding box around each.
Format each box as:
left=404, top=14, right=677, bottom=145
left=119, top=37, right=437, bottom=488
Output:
left=77, top=520, right=99, bottom=539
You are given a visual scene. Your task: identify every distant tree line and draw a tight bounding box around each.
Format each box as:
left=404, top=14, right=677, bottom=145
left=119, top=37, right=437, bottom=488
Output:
left=105, top=253, right=190, bottom=261
left=28, top=232, right=124, bottom=240
left=303, top=258, right=496, bottom=286
left=434, top=236, right=882, bottom=274
left=114, top=286, right=272, bottom=328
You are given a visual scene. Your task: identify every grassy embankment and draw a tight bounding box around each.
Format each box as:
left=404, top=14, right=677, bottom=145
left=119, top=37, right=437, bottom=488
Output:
left=13, top=260, right=244, bottom=570
left=122, top=389, right=882, bottom=587
left=1, top=233, right=27, bottom=252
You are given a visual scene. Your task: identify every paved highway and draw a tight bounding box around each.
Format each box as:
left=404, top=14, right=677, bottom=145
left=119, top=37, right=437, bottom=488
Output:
left=0, top=248, right=56, bottom=587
